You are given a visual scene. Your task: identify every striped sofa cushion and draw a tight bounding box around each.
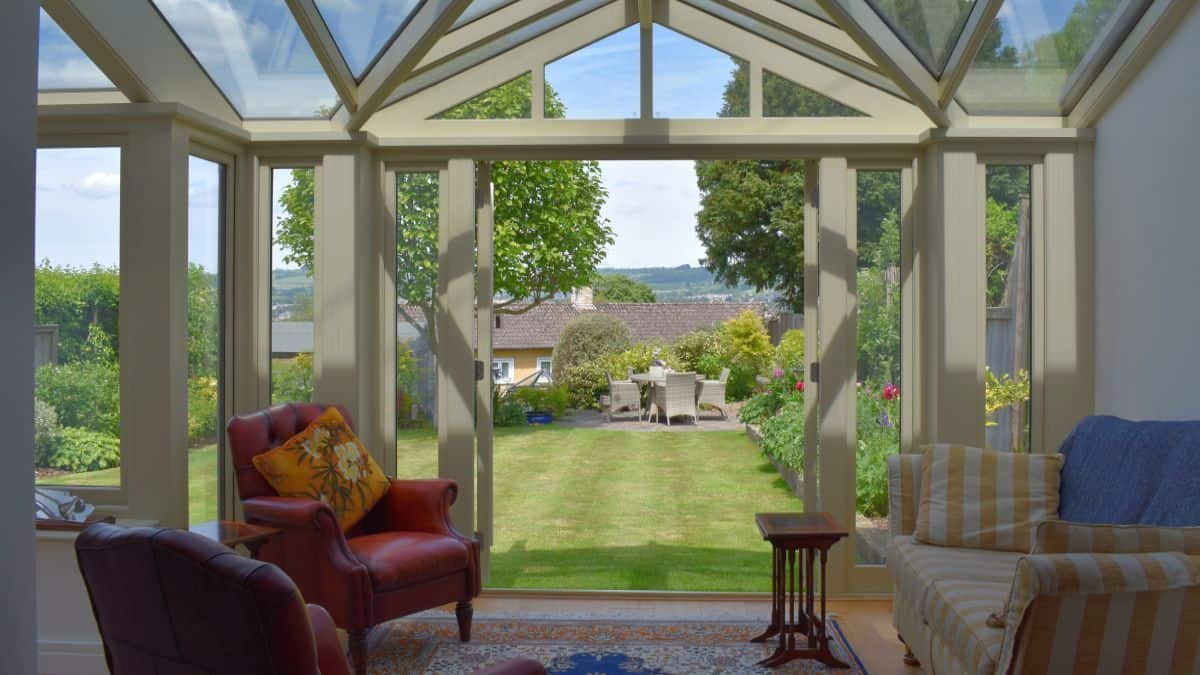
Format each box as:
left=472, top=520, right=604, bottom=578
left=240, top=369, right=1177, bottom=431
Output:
left=887, top=454, right=923, bottom=537
left=915, top=444, right=1064, bottom=552
left=1034, top=520, right=1200, bottom=555
left=998, top=552, right=1200, bottom=675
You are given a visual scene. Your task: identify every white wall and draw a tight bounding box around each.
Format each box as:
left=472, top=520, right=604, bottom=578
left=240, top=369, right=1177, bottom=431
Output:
left=0, top=1, right=40, bottom=673
left=1094, top=4, right=1200, bottom=420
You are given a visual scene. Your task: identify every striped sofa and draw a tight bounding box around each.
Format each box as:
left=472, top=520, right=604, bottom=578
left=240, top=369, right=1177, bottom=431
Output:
left=886, top=416, right=1200, bottom=675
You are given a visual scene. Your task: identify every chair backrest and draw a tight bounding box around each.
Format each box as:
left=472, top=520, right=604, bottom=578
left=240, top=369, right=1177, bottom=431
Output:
left=718, top=367, right=731, bottom=383
left=227, top=402, right=352, bottom=500
left=666, top=373, right=696, bottom=394
left=75, top=523, right=323, bottom=675
left=649, top=365, right=665, bottom=377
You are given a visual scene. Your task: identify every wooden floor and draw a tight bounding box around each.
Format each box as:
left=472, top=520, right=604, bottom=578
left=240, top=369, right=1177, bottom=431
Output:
left=460, top=592, right=923, bottom=675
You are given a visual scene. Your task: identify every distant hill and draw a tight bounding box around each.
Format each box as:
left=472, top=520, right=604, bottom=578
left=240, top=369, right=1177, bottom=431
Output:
left=598, top=265, right=777, bottom=304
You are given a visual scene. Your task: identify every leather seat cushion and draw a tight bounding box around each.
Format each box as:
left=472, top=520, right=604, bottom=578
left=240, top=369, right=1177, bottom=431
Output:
left=348, top=531, right=469, bottom=590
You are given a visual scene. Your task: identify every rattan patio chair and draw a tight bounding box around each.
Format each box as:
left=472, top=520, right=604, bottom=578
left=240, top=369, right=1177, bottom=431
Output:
left=607, top=372, right=642, bottom=421
left=696, top=367, right=731, bottom=418
left=650, top=372, right=699, bottom=426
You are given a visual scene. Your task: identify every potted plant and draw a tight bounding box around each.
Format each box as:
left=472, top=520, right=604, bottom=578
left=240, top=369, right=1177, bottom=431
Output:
left=511, top=386, right=568, bottom=424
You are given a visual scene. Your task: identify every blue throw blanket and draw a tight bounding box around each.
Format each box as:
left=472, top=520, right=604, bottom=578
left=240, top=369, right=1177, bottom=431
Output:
left=1057, top=415, right=1200, bottom=526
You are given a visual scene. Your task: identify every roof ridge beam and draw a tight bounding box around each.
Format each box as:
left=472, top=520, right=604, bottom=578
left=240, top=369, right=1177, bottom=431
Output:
left=348, top=0, right=474, bottom=130
left=938, top=0, right=1003, bottom=108
left=285, top=0, right=360, bottom=112
left=811, top=0, right=949, bottom=126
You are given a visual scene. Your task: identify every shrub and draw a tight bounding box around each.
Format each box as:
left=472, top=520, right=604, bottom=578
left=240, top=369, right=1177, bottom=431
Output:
left=552, top=313, right=632, bottom=383
left=775, top=329, right=805, bottom=376
left=855, top=382, right=900, bottom=518
left=760, top=399, right=805, bottom=472
left=671, top=330, right=720, bottom=373
left=272, top=353, right=314, bottom=404
left=601, top=341, right=675, bottom=378
left=717, top=310, right=773, bottom=400
left=34, top=399, right=64, bottom=467
left=558, top=359, right=610, bottom=409
left=493, top=390, right=528, bottom=427
left=187, top=376, right=219, bottom=445
left=35, top=360, right=120, bottom=438
left=44, top=427, right=121, bottom=473
left=510, top=386, right=569, bottom=417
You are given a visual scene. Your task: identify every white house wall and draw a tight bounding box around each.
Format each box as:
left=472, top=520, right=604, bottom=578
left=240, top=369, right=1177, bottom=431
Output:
left=1093, top=3, right=1200, bottom=420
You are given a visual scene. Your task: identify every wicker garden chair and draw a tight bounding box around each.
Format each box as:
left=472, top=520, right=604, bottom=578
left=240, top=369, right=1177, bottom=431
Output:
left=696, top=367, right=731, bottom=418
left=607, top=372, right=642, bottom=421
left=650, top=372, right=699, bottom=426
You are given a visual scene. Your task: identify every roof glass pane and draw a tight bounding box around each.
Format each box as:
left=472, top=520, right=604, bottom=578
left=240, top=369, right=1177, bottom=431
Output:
left=958, top=0, right=1124, bottom=114
left=151, top=0, right=338, bottom=118
left=432, top=73, right=532, bottom=119
left=653, top=25, right=746, bottom=118
left=314, top=0, right=421, bottom=77
left=867, top=0, right=975, bottom=73
left=453, top=0, right=515, bottom=28
left=763, top=69, right=867, bottom=117
left=545, top=26, right=639, bottom=119
left=38, top=9, right=115, bottom=90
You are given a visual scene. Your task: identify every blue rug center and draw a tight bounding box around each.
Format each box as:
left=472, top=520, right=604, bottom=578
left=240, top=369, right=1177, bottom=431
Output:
left=548, top=651, right=670, bottom=674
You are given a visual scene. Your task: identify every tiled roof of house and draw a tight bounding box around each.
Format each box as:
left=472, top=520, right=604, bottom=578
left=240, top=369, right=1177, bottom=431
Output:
left=490, top=302, right=768, bottom=350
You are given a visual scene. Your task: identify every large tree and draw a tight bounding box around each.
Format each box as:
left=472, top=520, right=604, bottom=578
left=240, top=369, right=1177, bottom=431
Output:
left=592, top=272, right=656, bottom=303
left=275, top=74, right=613, bottom=351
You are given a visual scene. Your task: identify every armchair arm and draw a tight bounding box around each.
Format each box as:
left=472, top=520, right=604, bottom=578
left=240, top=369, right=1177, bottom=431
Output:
left=1032, top=520, right=1200, bottom=555
left=886, top=454, right=923, bottom=537
left=997, top=552, right=1200, bottom=675
left=242, top=496, right=372, bottom=629
left=307, top=604, right=352, bottom=675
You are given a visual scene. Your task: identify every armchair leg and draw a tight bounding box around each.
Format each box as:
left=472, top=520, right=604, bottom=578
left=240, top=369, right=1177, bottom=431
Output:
left=349, top=628, right=370, bottom=675
left=456, top=600, right=474, bottom=642
left=898, top=633, right=920, bottom=667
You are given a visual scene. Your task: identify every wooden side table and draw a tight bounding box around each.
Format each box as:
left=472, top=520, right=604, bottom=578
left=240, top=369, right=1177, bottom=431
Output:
left=189, top=520, right=280, bottom=559
left=752, top=512, right=849, bottom=669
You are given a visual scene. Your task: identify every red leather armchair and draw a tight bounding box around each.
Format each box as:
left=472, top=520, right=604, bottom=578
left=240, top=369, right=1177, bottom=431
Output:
left=227, top=403, right=481, bottom=675
left=75, top=522, right=352, bottom=675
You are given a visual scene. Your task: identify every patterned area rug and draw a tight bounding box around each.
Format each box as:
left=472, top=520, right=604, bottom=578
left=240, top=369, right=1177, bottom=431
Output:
left=371, top=617, right=869, bottom=674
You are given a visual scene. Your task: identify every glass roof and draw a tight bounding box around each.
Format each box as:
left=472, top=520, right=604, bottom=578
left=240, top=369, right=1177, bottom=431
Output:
left=38, top=9, right=115, bottom=90
left=314, top=0, right=422, bottom=78
left=544, top=26, right=640, bottom=119
left=453, top=0, right=517, bottom=29
left=957, top=0, right=1126, bottom=114
left=151, top=0, right=337, bottom=118
left=867, top=0, right=975, bottom=74
left=653, top=25, right=746, bottom=118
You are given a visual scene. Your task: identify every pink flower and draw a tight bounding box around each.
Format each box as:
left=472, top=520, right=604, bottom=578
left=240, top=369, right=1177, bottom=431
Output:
left=773, top=368, right=784, bottom=378
left=795, top=380, right=805, bottom=392
left=883, top=383, right=899, bottom=400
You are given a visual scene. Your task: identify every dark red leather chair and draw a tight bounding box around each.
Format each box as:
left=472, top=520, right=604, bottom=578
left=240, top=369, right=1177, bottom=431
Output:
left=75, top=522, right=352, bottom=675
left=227, top=403, right=480, bottom=675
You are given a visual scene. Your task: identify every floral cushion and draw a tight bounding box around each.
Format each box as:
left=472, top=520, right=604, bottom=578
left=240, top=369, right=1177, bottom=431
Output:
left=251, top=407, right=390, bottom=531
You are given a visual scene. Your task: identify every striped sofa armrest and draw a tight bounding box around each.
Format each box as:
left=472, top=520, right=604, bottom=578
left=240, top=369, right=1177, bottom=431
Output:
left=997, top=552, right=1200, bottom=675
left=886, top=454, right=923, bottom=537
left=1033, top=520, right=1200, bottom=554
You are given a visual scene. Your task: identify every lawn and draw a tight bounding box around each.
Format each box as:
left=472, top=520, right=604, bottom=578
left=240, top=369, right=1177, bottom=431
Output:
left=43, top=427, right=799, bottom=591
left=40, top=444, right=219, bottom=524
left=398, top=426, right=800, bottom=591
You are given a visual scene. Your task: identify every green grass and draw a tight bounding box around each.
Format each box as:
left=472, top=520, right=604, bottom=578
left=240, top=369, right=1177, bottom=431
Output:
left=40, top=444, right=220, bottom=524
left=46, top=427, right=799, bottom=591
left=398, top=426, right=800, bottom=591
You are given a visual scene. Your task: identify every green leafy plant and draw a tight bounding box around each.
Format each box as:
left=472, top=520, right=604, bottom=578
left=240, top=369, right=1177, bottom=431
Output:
left=671, top=330, right=719, bottom=374
left=856, top=383, right=900, bottom=518
left=186, top=376, right=219, bottom=445
left=34, top=399, right=64, bottom=468
left=44, top=427, right=121, bottom=473
left=271, top=353, right=314, bottom=404
left=553, top=314, right=632, bottom=407
left=35, top=359, right=120, bottom=438
left=493, top=389, right=529, bottom=427
left=510, top=386, right=569, bottom=417
left=601, top=342, right=675, bottom=379
left=760, top=399, right=806, bottom=472
left=592, top=272, right=656, bottom=303
left=775, top=329, right=805, bottom=376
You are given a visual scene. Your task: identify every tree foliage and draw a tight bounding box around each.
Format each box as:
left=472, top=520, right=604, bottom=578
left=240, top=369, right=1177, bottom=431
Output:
left=592, top=273, right=656, bottom=303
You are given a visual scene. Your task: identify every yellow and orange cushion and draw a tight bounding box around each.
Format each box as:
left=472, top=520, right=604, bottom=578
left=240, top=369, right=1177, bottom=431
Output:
left=251, top=407, right=391, bottom=532
left=915, top=444, right=1063, bottom=553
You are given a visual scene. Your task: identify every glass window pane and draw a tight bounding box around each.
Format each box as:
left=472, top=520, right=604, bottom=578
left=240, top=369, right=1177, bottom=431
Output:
left=271, top=168, right=315, bottom=404
left=763, top=69, right=867, bottom=117
left=854, top=169, right=902, bottom=565
left=432, top=73, right=532, bottom=119
left=38, top=9, right=115, bottom=90
left=34, top=147, right=122, bottom=488
left=187, top=156, right=224, bottom=524
left=985, top=165, right=1032, bottom=452
left=866, top=0, right=975, bottom=73
left=958, top=0, right=1126, bottom=114
left=314, top=0, right=421, bottom=78
left=395, top=171, right=439, bottom=479
left=151, top=0, right=338, bottom=118
left=545, top=26, right=639, bottom=119
left=453, top=0, right=515, bottom=28
left=653, top=25, right=746, bottom=119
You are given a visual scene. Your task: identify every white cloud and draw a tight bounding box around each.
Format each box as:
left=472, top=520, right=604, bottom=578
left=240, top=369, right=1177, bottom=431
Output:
left=598, top=160, right=706, bottom=269
left=74, top=171, right=121, bottom=200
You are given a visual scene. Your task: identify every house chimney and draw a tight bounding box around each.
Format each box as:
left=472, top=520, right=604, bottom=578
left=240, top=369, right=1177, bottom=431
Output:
left=571, top=286, right=595, bottom=309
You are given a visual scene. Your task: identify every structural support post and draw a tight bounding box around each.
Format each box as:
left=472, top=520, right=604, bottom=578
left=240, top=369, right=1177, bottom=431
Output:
left=920, top=144, right=985, bottom=447
left=0, top=1, right=38, bottom=670
left=475, top=162, right=494, bottom=584
left=802, top=160, right=820, bottom=512
left=123, top=120, right=192, bottom=527
left=314, top=148, right=387, bottom=462
left=438, top=159, right=477, bottom=532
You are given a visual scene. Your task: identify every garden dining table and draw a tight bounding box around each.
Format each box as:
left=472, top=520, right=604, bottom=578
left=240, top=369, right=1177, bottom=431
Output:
left=628, top=372, right=703, bottom=385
